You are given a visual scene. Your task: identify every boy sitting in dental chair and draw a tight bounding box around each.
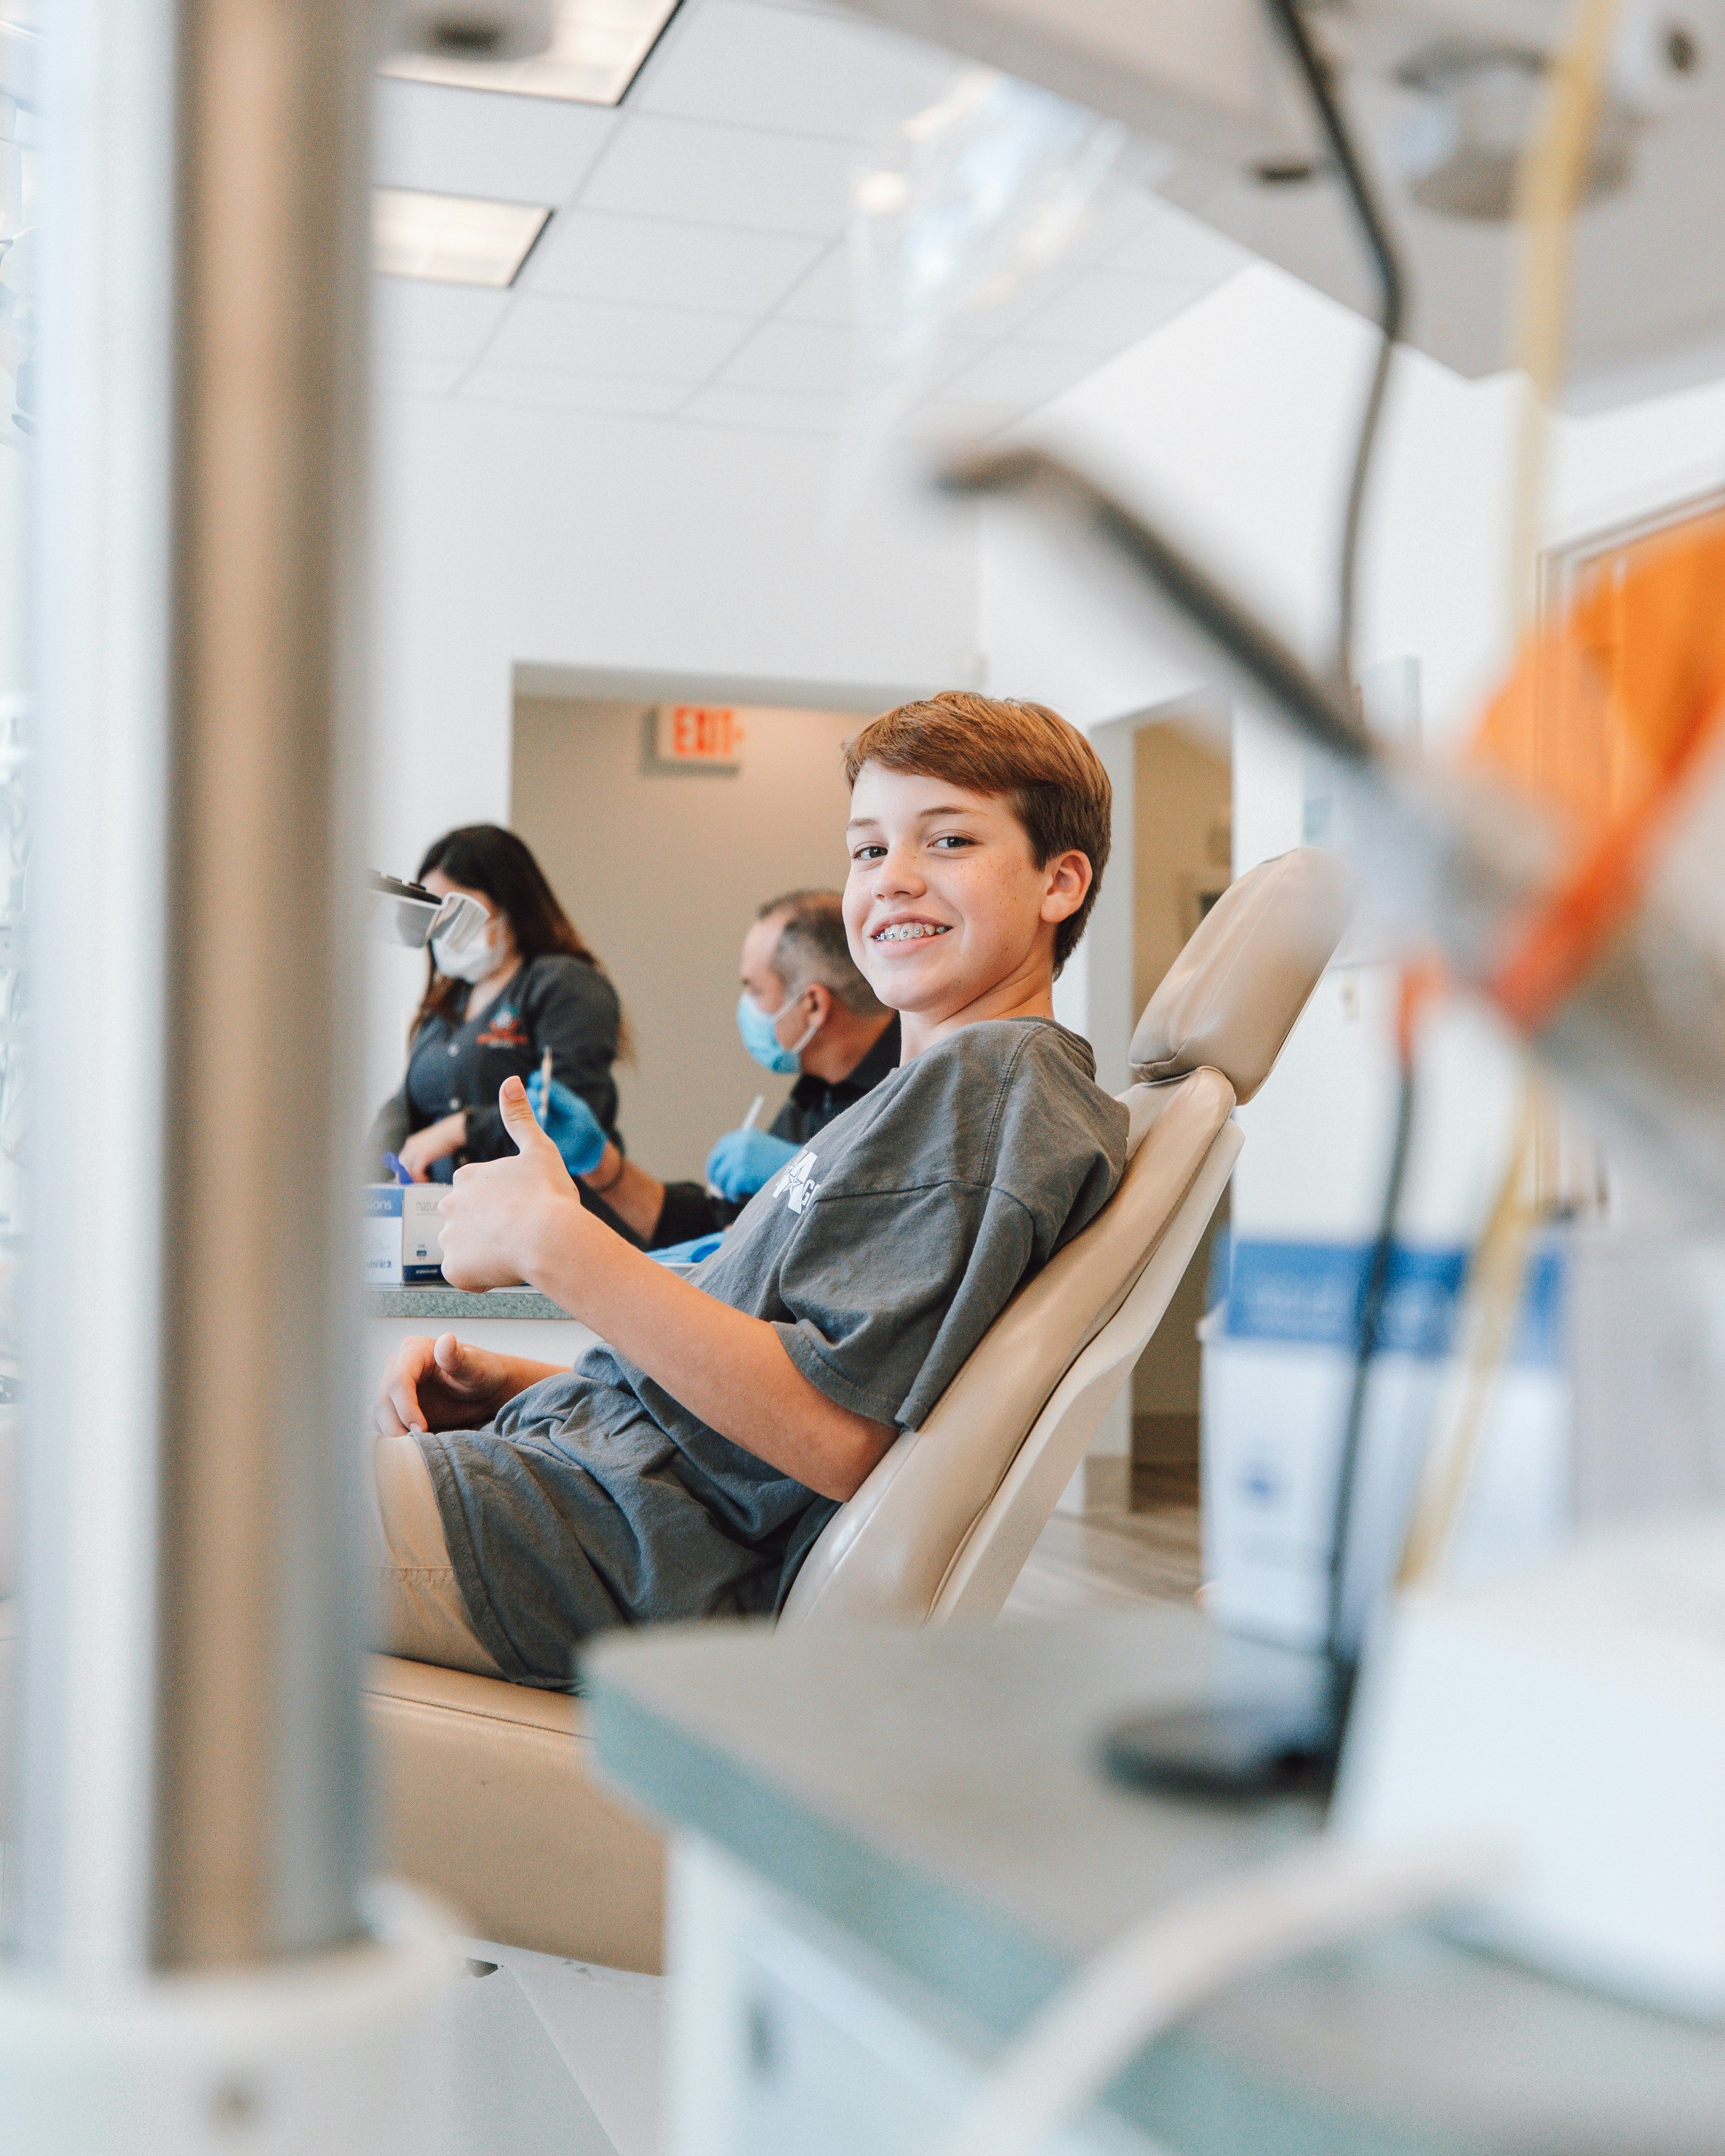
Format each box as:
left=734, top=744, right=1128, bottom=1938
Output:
left=373, top=694, right=1128, bottom=1689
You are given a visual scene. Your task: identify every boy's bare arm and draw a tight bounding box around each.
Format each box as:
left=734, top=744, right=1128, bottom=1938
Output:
left=437, top=1079, right=895, bottom=1503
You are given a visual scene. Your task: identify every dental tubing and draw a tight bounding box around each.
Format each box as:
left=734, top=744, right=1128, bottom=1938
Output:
left=935, top=1842, right=1497, bottom=2156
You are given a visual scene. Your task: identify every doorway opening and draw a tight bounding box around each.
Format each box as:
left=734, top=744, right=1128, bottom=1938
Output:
left=510, top=690, right=864, bottom=1181
left=1128, top=719, right=1233, bottom=1508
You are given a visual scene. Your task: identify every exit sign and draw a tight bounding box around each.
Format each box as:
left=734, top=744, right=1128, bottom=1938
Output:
left=655, top=705, right=745, bottom=769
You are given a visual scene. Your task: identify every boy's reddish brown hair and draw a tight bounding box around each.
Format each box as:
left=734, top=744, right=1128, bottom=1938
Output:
left=842, top=691, right=1112, bottom=972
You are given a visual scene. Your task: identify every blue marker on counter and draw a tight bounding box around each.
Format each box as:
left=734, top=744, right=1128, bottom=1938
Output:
left=383, top=1152, right=413, bottom=1186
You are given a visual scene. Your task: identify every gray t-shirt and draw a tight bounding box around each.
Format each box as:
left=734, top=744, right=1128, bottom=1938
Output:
left=418, top=1017, right=1128, bottom=1686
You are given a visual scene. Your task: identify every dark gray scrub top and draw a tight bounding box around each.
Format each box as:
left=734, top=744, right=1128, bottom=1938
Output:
left=417, top=1018, right=1128, bottom=1689
left=368, top=952, right=622, bottom=1181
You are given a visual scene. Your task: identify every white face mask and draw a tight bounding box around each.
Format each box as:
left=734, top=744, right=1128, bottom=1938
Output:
left=432, top=913, right=505, bottom=983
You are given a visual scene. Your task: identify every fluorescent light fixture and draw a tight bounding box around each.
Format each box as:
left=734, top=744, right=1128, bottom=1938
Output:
left=380, top=0, right=681, bottom=105
left=374, top=187, right=550, bottom=287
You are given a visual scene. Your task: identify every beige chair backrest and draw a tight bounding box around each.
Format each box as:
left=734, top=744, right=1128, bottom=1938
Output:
left=1127, top=845, right=1356, bottom=1103
left=781, top=846, right=1353, bottom=1627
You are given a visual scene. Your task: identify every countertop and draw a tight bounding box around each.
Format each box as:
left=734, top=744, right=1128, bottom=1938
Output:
left=588, top=1605, right=1725, bottom=2156
left=365, top=1284, right=571, bottom=1321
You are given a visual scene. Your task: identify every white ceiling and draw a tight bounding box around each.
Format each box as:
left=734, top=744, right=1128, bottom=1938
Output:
left=372, top=0, right=1248, bottom=436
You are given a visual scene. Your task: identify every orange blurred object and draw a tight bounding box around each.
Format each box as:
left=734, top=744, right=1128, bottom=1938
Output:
left=1468, top=513, right=1725, bottom=1031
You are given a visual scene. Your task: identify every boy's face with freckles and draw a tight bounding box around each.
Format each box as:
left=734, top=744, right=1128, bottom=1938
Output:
left=842, top=763, right=1091, bottom=1056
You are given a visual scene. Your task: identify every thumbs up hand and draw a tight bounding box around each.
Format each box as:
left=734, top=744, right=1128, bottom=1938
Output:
left=437, top=1075, right=590, bottom=1293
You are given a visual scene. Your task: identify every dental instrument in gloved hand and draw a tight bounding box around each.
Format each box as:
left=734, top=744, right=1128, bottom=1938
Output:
left=706, top=1124, right=798, bottom=1203
left=524, top=1065, right=608, bottom=1178
left=705, top=1095, right=764, bottom=1198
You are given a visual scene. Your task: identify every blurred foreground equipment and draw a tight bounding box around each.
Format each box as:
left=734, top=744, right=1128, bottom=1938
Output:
left=843, top=0, right=1725, bottom=406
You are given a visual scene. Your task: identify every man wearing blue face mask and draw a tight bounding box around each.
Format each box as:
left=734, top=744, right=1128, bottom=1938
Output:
left=531, top=891, right=899, bottom=1251
left=716, top=890, right=900, bottom=1199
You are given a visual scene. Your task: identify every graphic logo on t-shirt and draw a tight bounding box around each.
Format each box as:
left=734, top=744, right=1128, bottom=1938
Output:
left=775, top=1149, right=821, bottom=1216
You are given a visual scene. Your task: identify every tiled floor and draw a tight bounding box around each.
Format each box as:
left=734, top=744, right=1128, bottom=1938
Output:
left=1004, top=1499, right=1203, bottom=1620
left=461, top=1937, right=666, bottom=2156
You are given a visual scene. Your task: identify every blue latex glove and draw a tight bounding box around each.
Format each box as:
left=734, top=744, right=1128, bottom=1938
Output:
left=706, top=1126, right=797, bottom=1202
left=525, top=1072, right=608, bottom=1178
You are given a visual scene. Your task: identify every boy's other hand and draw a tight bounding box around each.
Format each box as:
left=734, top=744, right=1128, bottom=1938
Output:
left=438, top=1075, right=590, bottom=1292
left=376, top=1331, right=516, bottom=1437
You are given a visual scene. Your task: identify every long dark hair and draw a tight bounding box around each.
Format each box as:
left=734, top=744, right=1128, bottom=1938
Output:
left=413, top=825, right=621, bottom=1043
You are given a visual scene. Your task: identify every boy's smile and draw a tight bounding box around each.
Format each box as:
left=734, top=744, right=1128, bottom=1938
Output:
left=843, top=765, right=1091, bottom=1059
left=872, top=920, right=949, bottom=943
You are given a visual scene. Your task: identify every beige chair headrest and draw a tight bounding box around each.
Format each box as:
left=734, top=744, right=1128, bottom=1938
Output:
left=1129, top=847, right=1353, bottom=1103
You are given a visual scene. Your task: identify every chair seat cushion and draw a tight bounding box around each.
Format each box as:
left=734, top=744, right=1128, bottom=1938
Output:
left=365, top=1653, right=666, bottom=1973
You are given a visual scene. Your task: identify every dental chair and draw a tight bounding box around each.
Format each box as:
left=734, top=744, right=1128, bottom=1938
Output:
left=364, top=847, right=1351, bottom=1972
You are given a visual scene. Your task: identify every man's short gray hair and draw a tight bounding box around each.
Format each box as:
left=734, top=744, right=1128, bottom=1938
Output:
left=757, top=889, right=884, bottom=1018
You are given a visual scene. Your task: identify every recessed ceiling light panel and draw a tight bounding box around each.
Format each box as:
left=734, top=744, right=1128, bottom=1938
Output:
left=379, top=0, right=681, bottom=105
left=374, top=187, right=551, bottom=286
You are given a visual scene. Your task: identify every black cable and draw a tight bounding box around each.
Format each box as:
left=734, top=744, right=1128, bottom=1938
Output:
left=1325, top=1053, right=1416, bottom=1712
left=1260, top=0, right=1409, bottom=685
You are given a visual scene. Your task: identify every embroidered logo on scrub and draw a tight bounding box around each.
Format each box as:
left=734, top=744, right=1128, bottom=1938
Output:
left=476, top=1008, right=530, bottom=1051
left=775, top=1149, right=821, bottom=1216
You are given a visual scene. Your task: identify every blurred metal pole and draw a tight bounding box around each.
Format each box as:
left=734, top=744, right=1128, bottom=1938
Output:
left=14, top=0, right=374, bottom=1973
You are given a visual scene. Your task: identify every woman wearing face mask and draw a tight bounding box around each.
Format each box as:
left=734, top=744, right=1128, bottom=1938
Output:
left=368, top=826, right=631, bottom=1218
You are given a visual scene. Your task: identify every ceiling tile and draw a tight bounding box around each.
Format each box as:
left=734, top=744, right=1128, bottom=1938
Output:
left=484, top=290, right=754, bottom=378
left=956, top=266, right=1079, bottom=339
left=373, top=278, right=512, bottom=365
left=1063, top=182, right=1162, bottom=267
left=1109, top=199, right=1251, bottom=284
left=1015, top=270, right=1208, bottom=352
left=681, top=383, right=847, bottom=432
left=718, top=317, right=853, bottom=393
left=917, top=334, right=991, bottom=393
left=908, top=399, right=1013, bottom=438
left=374, top=357, right=471, bottom=397
left=374, top=78, right=616, bottom=208
left=636, top=0, right=953, bottom=142
left=461, top=367, right=693, bottom=413
left=579, top=115, right=854, bottom=236
left=777, top=242, right=852, bottom=323
left=939, top=341, right=1102, bottom=412
left=524, top=208, right=822, bottom=312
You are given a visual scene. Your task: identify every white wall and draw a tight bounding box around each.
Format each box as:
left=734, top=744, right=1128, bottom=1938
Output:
left=364, top=393, right=979, bottom=1110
